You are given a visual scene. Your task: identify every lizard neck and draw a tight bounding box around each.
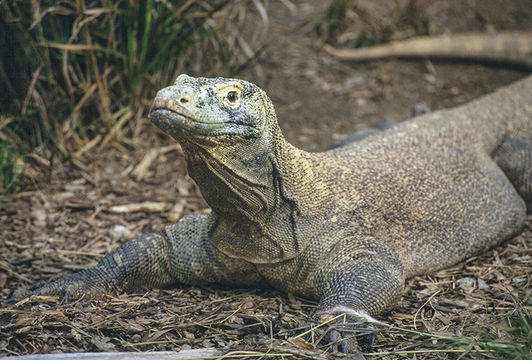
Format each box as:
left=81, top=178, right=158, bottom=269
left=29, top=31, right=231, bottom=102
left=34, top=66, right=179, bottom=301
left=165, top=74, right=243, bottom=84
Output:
left=181, top=114, right=318, bottom=263
left=181, top=138, right=282, bottom=221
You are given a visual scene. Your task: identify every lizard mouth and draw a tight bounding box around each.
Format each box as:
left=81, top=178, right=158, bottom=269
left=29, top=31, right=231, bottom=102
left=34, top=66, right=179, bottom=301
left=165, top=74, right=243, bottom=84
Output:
left=149, top=108, right=227, bottom=137
left=149, top=107, right=257, bottom=139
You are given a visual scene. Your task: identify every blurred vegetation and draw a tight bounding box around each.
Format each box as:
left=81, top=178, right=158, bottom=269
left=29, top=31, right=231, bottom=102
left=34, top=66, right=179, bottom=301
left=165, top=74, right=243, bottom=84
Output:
left=321, top=0, right=430, bottom=47
left=0, top=117, right=25, bottom=194
left=473, top=304, right=532, bottom=360
left=0, top=0, right=267, bottom=193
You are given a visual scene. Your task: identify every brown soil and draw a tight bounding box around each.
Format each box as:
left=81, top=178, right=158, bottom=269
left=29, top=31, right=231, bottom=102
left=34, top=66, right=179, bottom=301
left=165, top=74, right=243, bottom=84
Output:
left=1, top=0, right=531, bottom=358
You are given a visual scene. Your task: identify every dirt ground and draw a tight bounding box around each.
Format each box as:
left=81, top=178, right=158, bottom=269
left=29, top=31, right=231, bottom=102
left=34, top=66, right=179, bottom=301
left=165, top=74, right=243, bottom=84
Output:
left=1, top=0, right=532, bottom=359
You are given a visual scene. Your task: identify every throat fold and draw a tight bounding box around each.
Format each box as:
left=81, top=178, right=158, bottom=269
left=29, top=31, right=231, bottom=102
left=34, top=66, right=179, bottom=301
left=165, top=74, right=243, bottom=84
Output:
left=184, top=141, right=316, bottom=263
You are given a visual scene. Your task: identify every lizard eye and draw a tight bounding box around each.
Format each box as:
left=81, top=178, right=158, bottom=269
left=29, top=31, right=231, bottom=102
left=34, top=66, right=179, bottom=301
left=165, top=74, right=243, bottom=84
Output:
left=226, top=91, right=238, bottom=103
left=220, top=88, right=241, bottom=108
left=215, top=83, right=242, bottom=108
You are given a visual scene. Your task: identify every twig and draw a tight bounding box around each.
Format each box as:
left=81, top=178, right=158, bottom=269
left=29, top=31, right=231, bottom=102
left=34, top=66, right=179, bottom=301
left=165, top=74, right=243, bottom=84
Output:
left=0, top=261, right=32, bottom=283
left=413, top=289, right=441, bottom=329
left=289, top=312, right=347, bottom=340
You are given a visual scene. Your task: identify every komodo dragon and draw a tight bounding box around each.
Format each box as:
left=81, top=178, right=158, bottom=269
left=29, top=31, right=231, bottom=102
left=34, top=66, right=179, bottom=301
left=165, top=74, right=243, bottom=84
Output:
left=18, top=74, right=532, bottom=350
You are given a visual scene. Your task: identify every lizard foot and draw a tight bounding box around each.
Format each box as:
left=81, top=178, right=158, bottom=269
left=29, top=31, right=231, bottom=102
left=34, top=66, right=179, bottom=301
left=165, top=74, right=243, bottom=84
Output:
left=315, top=305, right=377, bottom=353
left=289, top=305, right=377, bottom=354
left=11, top=269, right=114, bottom=303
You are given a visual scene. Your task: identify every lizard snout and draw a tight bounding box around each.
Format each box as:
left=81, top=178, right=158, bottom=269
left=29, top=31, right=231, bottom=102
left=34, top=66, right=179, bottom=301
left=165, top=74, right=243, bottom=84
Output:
left=150, top=85, right=196, bottom=115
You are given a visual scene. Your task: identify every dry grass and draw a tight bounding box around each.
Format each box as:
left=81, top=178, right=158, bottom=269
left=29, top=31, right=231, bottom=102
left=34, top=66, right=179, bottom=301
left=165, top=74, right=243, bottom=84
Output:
left=0, top=0, right=268, bottom=193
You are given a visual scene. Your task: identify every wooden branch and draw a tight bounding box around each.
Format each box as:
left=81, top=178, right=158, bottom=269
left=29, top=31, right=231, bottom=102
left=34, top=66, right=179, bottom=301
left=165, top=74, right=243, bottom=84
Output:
left=1, top=349, right=221, bottom=360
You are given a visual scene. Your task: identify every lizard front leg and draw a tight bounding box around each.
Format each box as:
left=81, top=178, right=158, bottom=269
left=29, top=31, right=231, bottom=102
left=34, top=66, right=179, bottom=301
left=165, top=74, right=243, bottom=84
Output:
left=16, top=214, right=260, bottom=300
left=311, top=235, right=405, bottom=352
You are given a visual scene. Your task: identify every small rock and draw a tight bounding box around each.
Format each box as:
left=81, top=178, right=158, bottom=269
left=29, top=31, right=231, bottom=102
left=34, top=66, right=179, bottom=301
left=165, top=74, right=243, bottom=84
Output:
left=424, top=74, right=437, bottom=84
left=355, top=97, right=367, bottom=106
left=105, top=165, right=118, bottom=174
left=184, top=330, right=195, bottom=341
left=447, top=298, right=469, bottom=308
left=90, top=335, right=116, bottom=351
left=109, top=224, right=131, bottom=241
left=477, top=278, right=490, bottom=291
left=343, top=73, right=367, bottom=89
left=512, top=276, right=527, bottom=286
left=470, top=303, right=482, bottom=311
left=456, top=277, right=475, bottom=292
left=31, top=208, right=47, bottom=228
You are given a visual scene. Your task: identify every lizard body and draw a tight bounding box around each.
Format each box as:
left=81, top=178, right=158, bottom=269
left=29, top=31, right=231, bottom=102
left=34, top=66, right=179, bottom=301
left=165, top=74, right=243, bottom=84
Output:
left=19, top=74, right=532, bottom=338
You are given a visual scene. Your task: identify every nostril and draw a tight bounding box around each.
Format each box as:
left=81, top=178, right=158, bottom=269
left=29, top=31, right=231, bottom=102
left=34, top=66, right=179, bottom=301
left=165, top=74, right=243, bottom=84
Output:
left=179, top=97, right=189, bottom=104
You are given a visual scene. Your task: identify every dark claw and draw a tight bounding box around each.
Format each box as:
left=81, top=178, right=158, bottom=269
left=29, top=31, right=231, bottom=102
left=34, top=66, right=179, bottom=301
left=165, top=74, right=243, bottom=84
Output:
left=28, top=280, right=47, bottom=291
left=339, top=339, right=348, bottom=353
left=357, top=332, right=375, bottom=352
left=329, top=329, right=340, bottom=351
left=62, top=288, right=71, bottom=303
left=303, top=321, right=363, bottom=354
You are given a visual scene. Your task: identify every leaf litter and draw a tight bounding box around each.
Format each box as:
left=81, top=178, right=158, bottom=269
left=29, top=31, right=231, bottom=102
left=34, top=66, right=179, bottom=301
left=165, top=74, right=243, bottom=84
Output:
left=2, top=0, right=532, bottom=358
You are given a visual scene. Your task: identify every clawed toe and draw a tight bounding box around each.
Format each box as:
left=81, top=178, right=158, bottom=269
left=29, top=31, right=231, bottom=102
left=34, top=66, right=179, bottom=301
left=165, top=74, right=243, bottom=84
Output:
left=295, top=314, right=375, bottom=354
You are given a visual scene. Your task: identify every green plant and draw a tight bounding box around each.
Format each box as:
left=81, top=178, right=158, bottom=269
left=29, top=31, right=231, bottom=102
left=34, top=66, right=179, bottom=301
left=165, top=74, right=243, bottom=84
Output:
left=0, top=0, right=266, bottom=181
left=469, top=309, right=532, bottom=360
left=0, top=141, right=25, bottom=194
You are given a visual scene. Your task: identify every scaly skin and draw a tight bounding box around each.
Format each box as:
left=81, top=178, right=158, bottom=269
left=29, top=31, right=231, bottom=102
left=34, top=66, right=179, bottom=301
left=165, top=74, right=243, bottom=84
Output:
left=18, top=74, right=532, bottom=339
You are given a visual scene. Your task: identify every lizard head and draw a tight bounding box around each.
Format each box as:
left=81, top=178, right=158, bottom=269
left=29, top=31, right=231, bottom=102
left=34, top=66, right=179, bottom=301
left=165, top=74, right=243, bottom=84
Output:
left=148, top=74, right=285, bottom=220
left=149, top=74, right=275, bottom=143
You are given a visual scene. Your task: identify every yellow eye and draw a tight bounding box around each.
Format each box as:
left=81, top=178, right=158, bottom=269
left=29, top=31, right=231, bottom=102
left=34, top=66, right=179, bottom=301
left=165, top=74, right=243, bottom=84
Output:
left=221, top=89, right=241, bottom=108
left=214, top=82, right=242, bottom=108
